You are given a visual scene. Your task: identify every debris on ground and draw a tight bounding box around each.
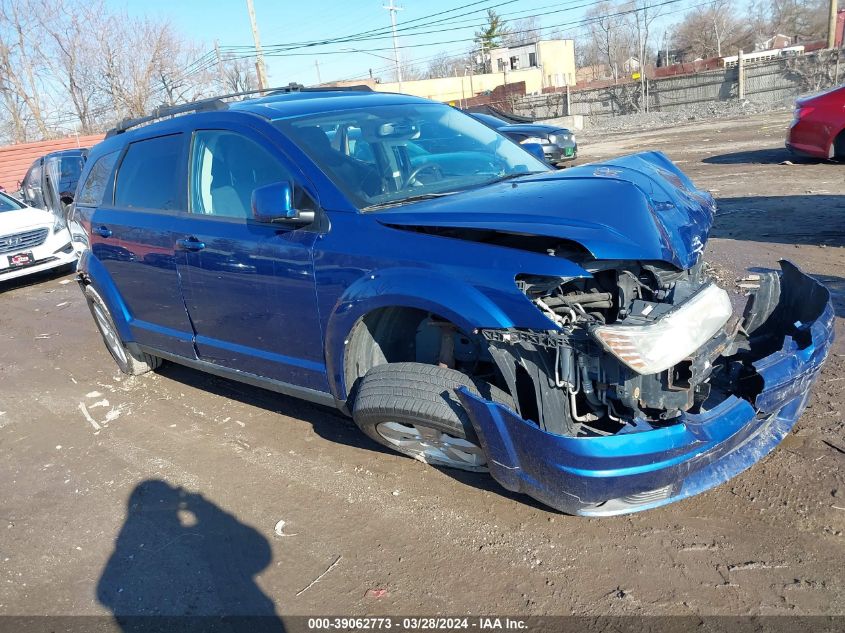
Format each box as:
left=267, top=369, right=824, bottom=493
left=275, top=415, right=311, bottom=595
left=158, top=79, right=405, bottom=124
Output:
left=77, top=403, right=101, bottom=432
left=296, top=555, right=342, bottom=596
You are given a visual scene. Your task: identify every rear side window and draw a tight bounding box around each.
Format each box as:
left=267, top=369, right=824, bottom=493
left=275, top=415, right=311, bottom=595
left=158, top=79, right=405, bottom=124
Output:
left=76, top=151, right=119, bottom=207
left=115, top=134, right=184, bottom=211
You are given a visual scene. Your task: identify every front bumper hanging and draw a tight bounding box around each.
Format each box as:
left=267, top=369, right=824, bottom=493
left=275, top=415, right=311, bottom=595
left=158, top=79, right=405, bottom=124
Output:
left=457, top=260, right=835, bottom=516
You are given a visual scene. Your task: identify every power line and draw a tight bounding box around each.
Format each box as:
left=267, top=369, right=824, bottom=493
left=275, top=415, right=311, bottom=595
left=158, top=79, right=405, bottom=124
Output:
left=161, top=1, right=515, bottom=97
left=217, top=0, right=640, bottom=62
left=219, top=0, right=521, bottom=54
left=328, top=0, right=710, bottom=82
left=220, top=0, right=688, bottom=62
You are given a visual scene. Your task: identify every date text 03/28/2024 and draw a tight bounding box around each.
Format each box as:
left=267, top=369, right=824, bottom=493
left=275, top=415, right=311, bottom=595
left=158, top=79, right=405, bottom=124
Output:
left=307, top=617, right=528, bottom=630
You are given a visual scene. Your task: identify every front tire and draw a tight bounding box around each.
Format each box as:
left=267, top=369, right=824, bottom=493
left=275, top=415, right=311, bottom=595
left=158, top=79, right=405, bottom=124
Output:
left=83, top=285, right=161, bottom=376
left=352, top=362, right=512, bottom=472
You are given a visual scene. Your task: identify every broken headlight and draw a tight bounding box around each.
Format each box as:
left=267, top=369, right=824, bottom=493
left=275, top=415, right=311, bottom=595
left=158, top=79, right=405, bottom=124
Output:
left=591, top=283, right=732, bottom=375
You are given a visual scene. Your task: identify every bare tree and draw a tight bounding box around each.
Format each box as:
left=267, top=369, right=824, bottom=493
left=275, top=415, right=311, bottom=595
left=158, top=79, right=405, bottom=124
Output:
left=426, top=50, right=474, bottom=79
left=38, top=0, right=109, bottom=133
left=767, top=0, right=830, bottom=42
left=217, top=54, right=258, bottom=94
left=583, top=1, right=637, bottom=82
left=786, top=48, right=843, bottom=90
left=503, top=16, right=543, bottom=47
left=0, top=0, right=53, bottom=140
left=671, top=1, right=748, bottom=59
left=0, top=81, right=29, bottom=143
left=0, top=0, right=220, bottom=144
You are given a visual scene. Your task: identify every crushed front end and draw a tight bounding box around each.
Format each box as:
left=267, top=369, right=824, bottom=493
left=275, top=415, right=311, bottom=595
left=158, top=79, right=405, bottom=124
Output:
left=458, top=260, right=834, bottom=516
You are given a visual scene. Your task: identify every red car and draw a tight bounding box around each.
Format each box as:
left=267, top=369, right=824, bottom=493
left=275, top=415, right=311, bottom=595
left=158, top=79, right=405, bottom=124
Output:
left=786, top=85, right=845, bottom=160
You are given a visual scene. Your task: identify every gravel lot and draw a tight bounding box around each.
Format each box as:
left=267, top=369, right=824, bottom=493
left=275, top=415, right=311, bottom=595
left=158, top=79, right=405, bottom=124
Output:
left=1, top=110, right=843, bottom=622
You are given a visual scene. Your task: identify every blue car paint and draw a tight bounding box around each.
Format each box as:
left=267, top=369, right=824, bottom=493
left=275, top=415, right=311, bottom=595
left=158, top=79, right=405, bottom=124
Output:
left=74, top=90, right=836, bottom=515
left=315, top=213, right=592, bottom=399
left=376, top=153, right=714, bottom=271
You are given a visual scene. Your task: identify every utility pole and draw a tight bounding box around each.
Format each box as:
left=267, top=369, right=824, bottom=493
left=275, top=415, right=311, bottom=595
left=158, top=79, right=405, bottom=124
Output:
left=214, top=39, right=226, bottom=86
left=737, top=49, right=745, bottom=100
left=383, top=0, right=404, bottom=89
left=315, top=59, right=322, bottom=85
left=245, top=0, right=269, bottom=93
left=828, top=0, right=838, bottom=49
left=637, top=22, right=646, bottom=112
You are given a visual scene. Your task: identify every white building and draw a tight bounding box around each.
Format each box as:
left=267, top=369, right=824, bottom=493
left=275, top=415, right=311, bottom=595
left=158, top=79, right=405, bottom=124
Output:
left=488, top=39, right=576, bottom=88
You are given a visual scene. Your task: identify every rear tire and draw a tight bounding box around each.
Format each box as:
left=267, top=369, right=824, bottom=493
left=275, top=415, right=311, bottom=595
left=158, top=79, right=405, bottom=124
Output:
left=352, top=362, right=513, bottom=472
left=83, top=285, right=161, bottom=376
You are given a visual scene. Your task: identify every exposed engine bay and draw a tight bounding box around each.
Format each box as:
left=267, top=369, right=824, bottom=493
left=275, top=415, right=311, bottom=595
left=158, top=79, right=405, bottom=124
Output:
left=479, top=258, right=770, bottom=438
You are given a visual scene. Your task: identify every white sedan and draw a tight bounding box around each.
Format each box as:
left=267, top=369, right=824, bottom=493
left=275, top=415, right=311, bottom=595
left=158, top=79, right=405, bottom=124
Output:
left=0, top=191, right=77, bottom=283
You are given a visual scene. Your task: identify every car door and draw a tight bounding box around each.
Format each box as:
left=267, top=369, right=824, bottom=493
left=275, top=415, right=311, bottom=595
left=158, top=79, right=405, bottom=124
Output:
left=174, top=126, right=328, bottom=391
left=92, top=133, right=197, bottom=358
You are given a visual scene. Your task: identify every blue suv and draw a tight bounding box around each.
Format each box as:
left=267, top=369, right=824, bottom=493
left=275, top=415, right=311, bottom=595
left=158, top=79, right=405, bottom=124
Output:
left=71, top=87, right=833, bottom=516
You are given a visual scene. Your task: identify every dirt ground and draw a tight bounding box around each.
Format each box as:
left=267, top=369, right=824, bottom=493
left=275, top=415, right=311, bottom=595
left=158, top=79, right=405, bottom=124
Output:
left=1, top=111, right=843, bottom=621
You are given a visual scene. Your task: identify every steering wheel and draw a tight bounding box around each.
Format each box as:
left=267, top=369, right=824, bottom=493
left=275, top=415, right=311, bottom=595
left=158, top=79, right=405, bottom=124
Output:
left=403, top=163, right=443, bottom=188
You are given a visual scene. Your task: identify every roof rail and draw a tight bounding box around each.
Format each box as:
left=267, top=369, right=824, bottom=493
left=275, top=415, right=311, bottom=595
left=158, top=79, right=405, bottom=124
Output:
left=266, top=83, right=374, bottom=95
left=105, top=82, right=374, bottom=138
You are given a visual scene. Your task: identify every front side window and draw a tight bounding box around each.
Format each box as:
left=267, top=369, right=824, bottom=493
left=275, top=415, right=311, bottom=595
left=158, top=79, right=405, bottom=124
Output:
left=189, top=130, right=291, bottom=219
left=114, top=134, right=184, bottom=211
left=77, top=151, right=119, bottom=207
left=273, top=103, right=549, bottom=210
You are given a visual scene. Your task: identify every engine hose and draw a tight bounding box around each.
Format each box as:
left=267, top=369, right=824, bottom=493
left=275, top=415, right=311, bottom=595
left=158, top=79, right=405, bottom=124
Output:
left=545, top=292, right=612, bottom=306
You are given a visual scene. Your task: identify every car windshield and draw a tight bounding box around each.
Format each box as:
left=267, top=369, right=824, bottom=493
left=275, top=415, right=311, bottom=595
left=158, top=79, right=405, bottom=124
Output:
left=0, top=192, right=25, bottom=212
left=273, top=103, right=549, bottom=210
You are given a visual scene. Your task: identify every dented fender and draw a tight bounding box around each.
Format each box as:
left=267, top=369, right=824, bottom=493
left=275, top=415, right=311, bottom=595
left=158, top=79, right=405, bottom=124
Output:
left=320, top=231, right=592, bottom=400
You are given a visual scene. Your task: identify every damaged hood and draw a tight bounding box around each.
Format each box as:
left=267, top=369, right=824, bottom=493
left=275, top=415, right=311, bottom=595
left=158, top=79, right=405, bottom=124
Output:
left=375, top=151, right=715, bottom=270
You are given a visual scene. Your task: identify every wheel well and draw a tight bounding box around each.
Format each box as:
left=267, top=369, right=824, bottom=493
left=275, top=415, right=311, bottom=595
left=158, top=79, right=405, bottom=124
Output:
left=834, top=128, right=845, bottom=159
left=343, top=306, right=489, bottom=401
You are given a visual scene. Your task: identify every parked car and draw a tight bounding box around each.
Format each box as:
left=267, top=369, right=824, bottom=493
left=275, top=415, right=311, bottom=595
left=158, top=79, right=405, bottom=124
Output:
left=0, top=190, right=78, bottom=282
left=72, top=89, right=833, bottom=516
left=786, top=85, right=845, bottom=159
left=468, top=111, right=578, bottom=164
left=19, top=148, right=88, bottom=222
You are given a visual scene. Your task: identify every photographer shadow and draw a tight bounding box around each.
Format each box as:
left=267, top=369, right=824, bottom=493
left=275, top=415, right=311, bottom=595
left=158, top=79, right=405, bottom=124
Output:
left=97, top=479, right=284, bottom=632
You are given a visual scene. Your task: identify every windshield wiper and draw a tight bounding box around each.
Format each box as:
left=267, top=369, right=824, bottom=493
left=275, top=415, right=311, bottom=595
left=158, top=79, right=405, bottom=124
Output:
left=488, top=171, right=544, bottom=184
left=362, top=191, right=460, bottom=211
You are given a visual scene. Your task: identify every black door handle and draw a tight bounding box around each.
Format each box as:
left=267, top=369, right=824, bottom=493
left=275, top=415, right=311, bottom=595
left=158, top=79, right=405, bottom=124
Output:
left=94, top=225, right=112, bottom=238
left=176, top=237, right=206, bottom=252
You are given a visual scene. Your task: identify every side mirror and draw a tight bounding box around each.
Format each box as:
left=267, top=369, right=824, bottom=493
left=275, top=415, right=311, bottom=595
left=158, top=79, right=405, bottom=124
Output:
left=251, top=182, right=315, bottom=225
left=522, top=142, right=547, bottom=162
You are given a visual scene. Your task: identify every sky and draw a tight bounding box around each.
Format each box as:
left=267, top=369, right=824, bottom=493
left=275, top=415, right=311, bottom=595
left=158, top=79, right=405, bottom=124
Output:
left=118, top=0, right=686, bottom=87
